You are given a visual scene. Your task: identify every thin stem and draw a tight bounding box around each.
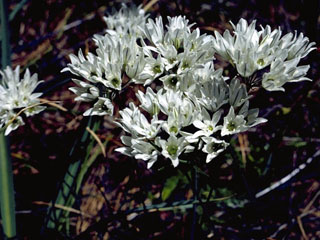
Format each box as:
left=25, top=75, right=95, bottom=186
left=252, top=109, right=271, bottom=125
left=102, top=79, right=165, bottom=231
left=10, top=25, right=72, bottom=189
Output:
left=0, top=134, right=16, bottom=238
left=0, top=0, right=16, bottom=238
left=0, top=0, right=11, bottom=67
left=190, top=166, right=198, bottom=240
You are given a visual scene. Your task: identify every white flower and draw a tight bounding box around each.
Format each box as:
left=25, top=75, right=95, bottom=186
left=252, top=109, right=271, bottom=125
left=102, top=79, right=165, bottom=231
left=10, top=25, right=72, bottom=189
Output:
left=101, top=62, right=122, bottom=90
left=238, top=100, right=267, bottom=128
left=140, top=17, right=165, bottom=45
left=125, top=51, right=146, bottom=80
left=166, top=16, right=194, bottom=49
left=285, top=32, right=316, bottom=60
left=131, top=139, right=159, bottom=168
left=116, top=136, right=134, bottom=157
left=157, top=89, right=183, bottom=115
left=202, top=137, right=229, bottom=163
left=2, top=112, right=25, bottom=136
left=65, top=11, right=149, bottom=117
left=69, top=79, right=99, bottom=102
left=117, top=103, right=162, bottom=139
left=193, top=108, right=222, bottom=138
left=228, top=78, right=250, bottom=107
left=195, top=78, right=228, bottom=112
left=0, top=66, right=45, bottom=135
left=62, top=49, right=100, bottom=81
left=193, top=62, right=224, bottom=83
left=136, top=87, right=159, bottom=115
left=116, top=136, right=159, bottom=169
left=162, top=110, right=182, bottom=135
left=212, top=18, right=315, bottom=80
left=156, top=134, right=188, bottom=167
left=83, top=97, right=113, bottom=116
left=221, top=107, right=248, bottom=136
left=262, top=57, right=312, bottom=91
left=103, top=4, right=148, bottom=37
left=135, top=55, right=164, bottom=85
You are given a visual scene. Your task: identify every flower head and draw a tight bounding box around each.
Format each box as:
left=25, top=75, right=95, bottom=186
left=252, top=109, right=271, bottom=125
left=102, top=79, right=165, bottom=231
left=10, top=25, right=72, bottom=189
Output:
left=0, top=66, right=45, bottom=135
left=212, top=18, right=315, bottom=91
left=202, top=137, right=229, bottom=163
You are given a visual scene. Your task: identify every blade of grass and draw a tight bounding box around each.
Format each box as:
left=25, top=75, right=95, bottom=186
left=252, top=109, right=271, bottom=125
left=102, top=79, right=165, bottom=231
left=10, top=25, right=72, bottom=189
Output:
left=76, top=136, right=112, bottom=194
left=45, top=117, right=102, bottom=232
left=0, top=0, right=16, bottom=238
left=9, top=0, right=29, bottom=21
left=45, top=116, right=93, bottom=230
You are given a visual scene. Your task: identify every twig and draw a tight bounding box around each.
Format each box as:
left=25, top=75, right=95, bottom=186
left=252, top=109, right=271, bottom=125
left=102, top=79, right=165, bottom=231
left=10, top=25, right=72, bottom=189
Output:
left=33, top=201, right=93, bottom=218
left=296, top=216, right=309, bottom=240
left=303, top=190, right=320, bottom=214
left=86, top=127, right=106, bottom=157
left=127, top=195, right=234, bottom=216
left=39, top=98, right=67, bottom=111
left=143, top=0, right=159, bottom=11
left=255, top=149, right=320, bottom=198
left=4, top=99, right=66, bottom=130
left=296, top=189, right=320, bottom=240
left=238, top=133, right=248, bottom=167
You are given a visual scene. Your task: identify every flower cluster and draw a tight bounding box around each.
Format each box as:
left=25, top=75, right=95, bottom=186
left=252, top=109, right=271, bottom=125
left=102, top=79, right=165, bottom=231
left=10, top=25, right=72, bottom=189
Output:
left=0, top=66, right=45, bottom=135
left=212, top=19, right=315, bottom=91
left=62, top=4, right=148, bottom=116
left=64, top=5, right=315, bottom=168
left=116, top=77, right=266, bottom=168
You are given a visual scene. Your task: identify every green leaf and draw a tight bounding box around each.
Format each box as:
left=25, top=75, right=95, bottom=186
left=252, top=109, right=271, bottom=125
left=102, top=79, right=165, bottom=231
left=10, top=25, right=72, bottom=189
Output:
left=161, top=175, right=180, bottom=201
left=281, top=107, right=291, bottom=115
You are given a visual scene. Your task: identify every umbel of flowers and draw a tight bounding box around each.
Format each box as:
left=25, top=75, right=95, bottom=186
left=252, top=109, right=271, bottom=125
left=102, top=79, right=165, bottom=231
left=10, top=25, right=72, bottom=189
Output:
left=0, top=66, right=45, bottom=135
left=63, top=4, right=315, bottom=168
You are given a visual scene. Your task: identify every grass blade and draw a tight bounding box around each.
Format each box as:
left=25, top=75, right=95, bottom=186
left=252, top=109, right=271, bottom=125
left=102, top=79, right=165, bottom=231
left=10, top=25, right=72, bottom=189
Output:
left=9, top=0, right=29, bottom=21
left=45, top=116, right=102, bottom=233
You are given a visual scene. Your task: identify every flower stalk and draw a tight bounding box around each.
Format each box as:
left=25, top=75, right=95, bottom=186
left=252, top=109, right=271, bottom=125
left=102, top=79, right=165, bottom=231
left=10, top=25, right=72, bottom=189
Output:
left=0, top=134, right=16, bottom=238
left=0, top=0, right=16, bottom=237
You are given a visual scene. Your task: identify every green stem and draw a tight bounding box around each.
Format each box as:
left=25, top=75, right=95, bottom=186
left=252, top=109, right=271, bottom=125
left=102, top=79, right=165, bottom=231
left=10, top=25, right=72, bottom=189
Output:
left=0, top=0, right=11, bottom=67
left=0, top=134, right=16, bottom=238
left=0, top=0, right=16, bottom=238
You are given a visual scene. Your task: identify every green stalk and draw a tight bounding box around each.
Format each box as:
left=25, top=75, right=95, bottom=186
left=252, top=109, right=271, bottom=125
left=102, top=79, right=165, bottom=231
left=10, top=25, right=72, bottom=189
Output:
left=0, top=135, right=16, bottom=239
left=0, top=0, right=16, bottom=238
left=0, top=0, right=11, bottom=67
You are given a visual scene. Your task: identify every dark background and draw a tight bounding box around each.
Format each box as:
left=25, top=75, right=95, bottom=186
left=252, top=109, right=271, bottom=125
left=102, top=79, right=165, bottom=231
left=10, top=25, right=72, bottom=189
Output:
left=2, top=0, right=320, bottom=239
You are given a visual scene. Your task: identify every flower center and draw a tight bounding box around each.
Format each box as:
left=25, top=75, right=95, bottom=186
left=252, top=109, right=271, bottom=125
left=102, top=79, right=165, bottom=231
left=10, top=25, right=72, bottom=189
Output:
left=167, top=144, right=178, bottom=156
left=227, top=121, right=236, bottom=131
left=169, top=126, right=178, bottom=133
left=168, top=77, right=178, bottom=86
left=111, top=78, right=120, bottom=87
left=182, top=61, right=190, bottom=69
left=153, top=65, right=162, bottom=74
left=209, top=142, right=224, bottom=152
left=169, top=58, right=176, bottom=64
left=257, top=58, right=265, bottom=66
